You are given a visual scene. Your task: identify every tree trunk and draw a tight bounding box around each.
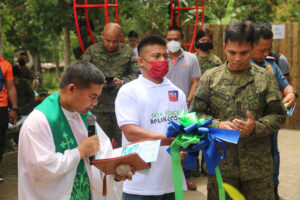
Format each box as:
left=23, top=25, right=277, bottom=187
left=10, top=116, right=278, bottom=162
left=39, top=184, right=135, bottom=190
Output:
left=31, top=50, right=41, bottom=73
left=54, top=42, right=60, bottom=74
left=0, top=12, right=3, bottom=57
left=63, top=26, right=70, bottom=70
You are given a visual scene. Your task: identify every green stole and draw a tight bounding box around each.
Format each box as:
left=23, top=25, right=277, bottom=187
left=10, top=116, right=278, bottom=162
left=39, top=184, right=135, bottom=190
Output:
left=36, top=92, right=94, bottom=200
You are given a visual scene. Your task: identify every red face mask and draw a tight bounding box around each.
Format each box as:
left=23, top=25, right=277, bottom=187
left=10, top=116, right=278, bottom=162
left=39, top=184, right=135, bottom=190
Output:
left=147, top=60, right=169, bottom=81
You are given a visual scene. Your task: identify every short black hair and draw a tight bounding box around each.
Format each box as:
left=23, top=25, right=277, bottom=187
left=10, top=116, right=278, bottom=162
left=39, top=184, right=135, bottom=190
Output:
left=224, top=21, right=255, bottom=45
left=254, top=21, right=273, bottom=43
left=12, top=65, right=20, bottom=77
left=165, top=26, right=184, bottom=39
left=60, top=61, right=105, bottom=89
left=137, top=35, right=166, bottom=56
left=19, top=52, right=28, bottom=58
left=128, top=30, right=138, bottom=39
left=195, top=27, right=213, bottom=46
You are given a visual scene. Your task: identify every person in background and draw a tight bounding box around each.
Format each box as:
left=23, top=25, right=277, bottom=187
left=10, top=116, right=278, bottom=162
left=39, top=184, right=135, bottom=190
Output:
left=17, top=58, right=34, bottom=83
left=194, top=27, right=222, bottom=75
left=243, top=19, right=291, bottom=83
left=250, top=21, right=297, bottom=200
left=36, top=89, right=49, bottom=103
left=12, top=65, right=35, bottom=116
left=165, top=25, right=201, bottom=190
left=18, top=52, right=33, bottom=70
left=32, top=71, right=41, bottom=93
left=82, top=23, right=140, bottom=148
left=0, top=56, right=18, bottom=183
left=73, top=20, right=96, bottom=60
left=128, top=30, right=139, bottom=57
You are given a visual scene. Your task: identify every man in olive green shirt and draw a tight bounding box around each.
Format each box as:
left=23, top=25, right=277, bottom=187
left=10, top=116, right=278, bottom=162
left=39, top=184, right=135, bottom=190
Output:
left=83, top=23, right=140, bottom=147
left=190, top=22, right=286, bottom=200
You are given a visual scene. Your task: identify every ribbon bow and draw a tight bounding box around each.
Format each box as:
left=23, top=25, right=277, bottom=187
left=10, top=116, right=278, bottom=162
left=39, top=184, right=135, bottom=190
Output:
left=166, top=110, right=240, bottom=200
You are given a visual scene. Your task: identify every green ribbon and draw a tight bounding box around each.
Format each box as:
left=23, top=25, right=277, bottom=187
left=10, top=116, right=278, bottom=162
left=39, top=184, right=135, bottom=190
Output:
left=216, top=166, right=226, bottom=200
left=169, top=110, right=226, bottom=200
left=170, top=142, right=184, bottom=200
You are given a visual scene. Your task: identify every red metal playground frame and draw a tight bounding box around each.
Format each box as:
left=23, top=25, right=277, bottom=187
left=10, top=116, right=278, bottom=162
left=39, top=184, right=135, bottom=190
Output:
left=170, top=0, right=205, bottom=52
left=73, top=0, right=204, bottom=53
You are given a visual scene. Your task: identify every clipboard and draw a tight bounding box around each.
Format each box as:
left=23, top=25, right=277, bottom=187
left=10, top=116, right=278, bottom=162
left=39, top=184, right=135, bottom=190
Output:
left=92, top=153, right=151, bottom=175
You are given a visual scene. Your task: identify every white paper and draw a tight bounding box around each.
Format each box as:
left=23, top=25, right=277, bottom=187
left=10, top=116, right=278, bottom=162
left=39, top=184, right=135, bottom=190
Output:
left=112, top=140, right=161, bottom=163
left=272, top=24, right=285, bottom=39
left=8, top=116, right=27, bottom=129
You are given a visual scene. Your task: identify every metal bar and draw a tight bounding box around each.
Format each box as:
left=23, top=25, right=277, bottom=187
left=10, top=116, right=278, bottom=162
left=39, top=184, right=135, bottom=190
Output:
left=73, top=0, right=85, bottom=53
left=177, top=0, right=180, bottom=26
left=188, top=0, right=199, bottom=52
left=84, top=0, right=95, bottom=44
left=114, top=0, right=125, bottom=44
left=74, top=4, right=117, bottom=8
left=201, top=0, right=205, bottom=28
left=170, top=0, right=174, bottom=26
left=104, top=0, right=109, bottom=23
left=172, top=6, right=203, bottom=10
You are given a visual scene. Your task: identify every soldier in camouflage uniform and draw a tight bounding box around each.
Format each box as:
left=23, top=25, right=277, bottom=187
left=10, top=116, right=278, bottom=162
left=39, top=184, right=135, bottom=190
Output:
left=12, top=65, right=35, bottom=115
left=189, top=22, right=286, bottom=200
left=194, top=27, right=222, bottom=74
left=82, top=23, right=140, bottom=147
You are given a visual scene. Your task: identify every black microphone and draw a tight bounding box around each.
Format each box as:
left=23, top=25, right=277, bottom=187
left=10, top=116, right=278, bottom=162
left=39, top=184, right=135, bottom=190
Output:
left=86, top=114, right=96, bottom=164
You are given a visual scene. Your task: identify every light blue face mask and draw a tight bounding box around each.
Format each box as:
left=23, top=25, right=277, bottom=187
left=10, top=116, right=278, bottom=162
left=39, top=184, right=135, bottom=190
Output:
left=167, top=40, right=181, bottom=53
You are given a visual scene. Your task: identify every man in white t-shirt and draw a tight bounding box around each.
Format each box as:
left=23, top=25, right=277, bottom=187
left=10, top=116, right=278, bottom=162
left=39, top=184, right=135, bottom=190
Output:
left=115, top=35, right=187, bottom=199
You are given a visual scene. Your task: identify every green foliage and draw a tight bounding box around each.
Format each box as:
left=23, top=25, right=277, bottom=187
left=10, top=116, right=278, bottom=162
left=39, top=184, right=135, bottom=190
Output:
left=205, top=0, right=268, bottom=24
left=119, top=0, right=170, bottom=36
left=273, top=0, right=300, bottom=22
left=1, top=0, right=298, bottom=65
left=2, top=0, right=74, bottom=67
left=41, top=72, right=60, bottom=92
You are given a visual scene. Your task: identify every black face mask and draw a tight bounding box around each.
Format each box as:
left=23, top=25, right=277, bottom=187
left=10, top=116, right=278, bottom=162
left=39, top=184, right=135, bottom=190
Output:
left=196, top=42, right=213, bottom=52
left=17, top=59, right=26, bottom=67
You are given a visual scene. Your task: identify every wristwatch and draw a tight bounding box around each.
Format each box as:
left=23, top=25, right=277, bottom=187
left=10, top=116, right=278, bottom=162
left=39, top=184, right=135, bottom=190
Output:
left=292, top=91, right=298, bottom=99
left=11, top=106, right=18, bottom=112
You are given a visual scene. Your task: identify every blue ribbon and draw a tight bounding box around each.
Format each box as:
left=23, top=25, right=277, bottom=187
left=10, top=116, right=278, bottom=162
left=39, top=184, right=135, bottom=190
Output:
left=166, top=119, right=240, bottom=174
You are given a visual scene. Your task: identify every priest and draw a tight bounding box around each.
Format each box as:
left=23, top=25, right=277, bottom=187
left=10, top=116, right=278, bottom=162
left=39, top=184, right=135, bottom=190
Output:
left=18, top=61, right=132, bottom=200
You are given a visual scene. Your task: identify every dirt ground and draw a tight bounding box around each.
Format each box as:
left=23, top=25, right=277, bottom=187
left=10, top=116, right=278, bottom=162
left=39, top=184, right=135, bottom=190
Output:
left=1, top=129, right=300, bottom=199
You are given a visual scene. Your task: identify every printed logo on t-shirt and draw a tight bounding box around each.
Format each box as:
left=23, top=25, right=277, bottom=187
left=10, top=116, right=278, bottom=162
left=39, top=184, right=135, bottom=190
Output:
left=168, top=90, right=178, bottom=102
left=151, top=110, right=181, bottom=124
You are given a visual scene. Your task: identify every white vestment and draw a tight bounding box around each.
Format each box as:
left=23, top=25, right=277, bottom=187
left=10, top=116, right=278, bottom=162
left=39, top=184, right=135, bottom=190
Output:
left=18, top=108, right=121, bottom=200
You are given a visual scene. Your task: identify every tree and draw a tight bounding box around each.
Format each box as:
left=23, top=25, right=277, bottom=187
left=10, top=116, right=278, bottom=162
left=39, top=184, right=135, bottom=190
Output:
left=3, top=0, right=73, bottom=71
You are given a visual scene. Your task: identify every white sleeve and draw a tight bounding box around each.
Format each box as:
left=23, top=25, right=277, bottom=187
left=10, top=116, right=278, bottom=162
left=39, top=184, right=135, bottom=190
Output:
left=115, top=87, right=139, bottom=127
left=19, top=109, right=80, bottom=181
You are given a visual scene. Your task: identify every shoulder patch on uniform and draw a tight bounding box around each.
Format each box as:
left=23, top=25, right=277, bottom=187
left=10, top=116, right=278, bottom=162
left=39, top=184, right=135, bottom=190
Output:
left=265, top=64, right=274, bottom=73
left=266, top=56, right=276, bottom=61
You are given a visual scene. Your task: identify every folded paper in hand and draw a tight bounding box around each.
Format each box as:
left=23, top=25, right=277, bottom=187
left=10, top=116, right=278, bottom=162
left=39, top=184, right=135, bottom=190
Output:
left=92, top=140, right=161, bottom=175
